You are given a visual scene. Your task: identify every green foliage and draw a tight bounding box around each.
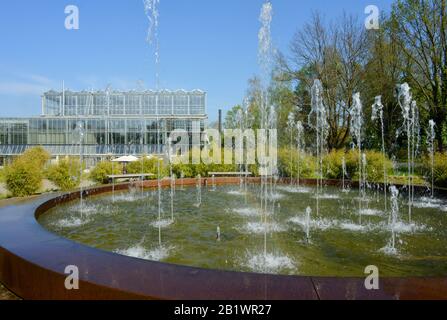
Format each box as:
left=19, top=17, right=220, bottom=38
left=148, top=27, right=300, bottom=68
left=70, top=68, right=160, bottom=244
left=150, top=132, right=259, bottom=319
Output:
left=364, top=151, right=393, bottom=182
left=224, top=105, right=243, bottom=129
left=89, top=161, right=121, bottom=184
left=126, top=157, right=166, bottom=178
left=4, top=147, right=50, bottom=197
left=171, top=147, right=256, bottom=178
left=324, top=149, right=392, bottom=182
left=278, top=148, right=316, bottom=179
left=422, top=153, right=447, bottom=187
left=46, top=159, right=81, bottom=191
left=322, top=150, right=345, bottom=179
left=21, top=146, right=50, bottom=168
left=5, top=160, right=42, bottom=197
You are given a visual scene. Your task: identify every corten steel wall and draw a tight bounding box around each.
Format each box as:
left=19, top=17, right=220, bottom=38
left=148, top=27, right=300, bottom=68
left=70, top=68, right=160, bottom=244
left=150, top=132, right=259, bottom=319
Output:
left=0, top=178, right=446, bottom=300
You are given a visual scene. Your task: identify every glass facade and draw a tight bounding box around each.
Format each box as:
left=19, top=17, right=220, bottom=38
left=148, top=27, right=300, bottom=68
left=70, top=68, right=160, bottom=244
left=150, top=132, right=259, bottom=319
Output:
left=42, top=89, right=206, bottom=117
left=0, top=90, right=207, bottom=161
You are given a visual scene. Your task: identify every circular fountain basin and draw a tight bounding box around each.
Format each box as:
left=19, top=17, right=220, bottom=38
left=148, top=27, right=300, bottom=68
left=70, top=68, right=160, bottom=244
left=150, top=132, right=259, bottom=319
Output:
left=0, top=178, right=446, bottom=299
left=39, top=182, right=447, bottom=277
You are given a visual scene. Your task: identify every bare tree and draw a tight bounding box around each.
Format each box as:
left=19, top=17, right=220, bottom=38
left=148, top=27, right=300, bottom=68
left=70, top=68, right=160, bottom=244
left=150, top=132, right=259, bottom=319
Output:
left=279, top=12, right=368, bottom=149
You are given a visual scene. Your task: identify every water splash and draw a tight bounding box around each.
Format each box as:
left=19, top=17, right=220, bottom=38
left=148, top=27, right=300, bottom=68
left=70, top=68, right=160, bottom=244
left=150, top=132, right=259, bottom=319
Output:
left=277, top=185, right=310, bottom=194
left=359, top=208, right=383, bottom=216
left=232, top=207, right=262, bottom=217
left=287, top=112, right=295, bottom=186
left=396, top=83, right=420, bottom=223
left=74, top=121, right=85, bottom=218
left=342, top=156, right=347, bottom=191
left=350, top=92, right=364, bottom=223
left=116, top=244, right=171, bottom=261
left=296, top=120, right=305, bottom=187
left=52, top=217, right=89, bottom=229
left=427, top=120, right=436, bottom=198
left=240, top=221, right=286, bottom=234
left=372, top=96, right=388, bottom=213
left=244, top=251, right=295, bottom=275
left=258, top=1, right=273, bottom=83
left=143, top=0, right=160, bottom=88
left=308, top=79, right=329, bottom=216
left=305, top=207, right=311, bottom=242
left=195, top=175, right=202, bottom=207
left=389, top=186, right=399, bottom=252
left=150, top=218, right=174, bottom=229
left=289, top=215, right=336, bottom=231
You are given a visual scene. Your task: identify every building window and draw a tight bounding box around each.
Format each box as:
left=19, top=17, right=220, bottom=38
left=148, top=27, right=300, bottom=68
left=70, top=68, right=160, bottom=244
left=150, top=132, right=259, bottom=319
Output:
left=174, top=95, right=188, bottom=115
left=158, top=95, right=172, bottom=115
left=190, top=95, right=205, bottom=115
left=142, top=95, right=157, bottom=115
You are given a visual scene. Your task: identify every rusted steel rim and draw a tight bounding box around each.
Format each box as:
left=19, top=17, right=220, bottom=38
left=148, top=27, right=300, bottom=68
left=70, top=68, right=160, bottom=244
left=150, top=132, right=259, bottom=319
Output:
left=0, top=178, right=446, bottom=300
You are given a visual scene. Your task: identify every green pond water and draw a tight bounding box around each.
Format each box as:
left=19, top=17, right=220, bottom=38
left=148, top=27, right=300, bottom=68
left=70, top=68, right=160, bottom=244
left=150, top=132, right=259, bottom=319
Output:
left=38, top=183, right=447, bottom=277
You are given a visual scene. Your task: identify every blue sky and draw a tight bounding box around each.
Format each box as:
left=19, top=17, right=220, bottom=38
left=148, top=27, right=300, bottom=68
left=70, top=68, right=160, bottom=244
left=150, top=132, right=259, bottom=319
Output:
left=0, top=0, right=393, bottom=121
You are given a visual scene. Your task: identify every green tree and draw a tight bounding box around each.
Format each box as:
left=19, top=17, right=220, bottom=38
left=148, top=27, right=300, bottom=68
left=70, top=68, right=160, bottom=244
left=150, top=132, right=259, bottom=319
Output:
left=390, top=0, right=447, bottom=150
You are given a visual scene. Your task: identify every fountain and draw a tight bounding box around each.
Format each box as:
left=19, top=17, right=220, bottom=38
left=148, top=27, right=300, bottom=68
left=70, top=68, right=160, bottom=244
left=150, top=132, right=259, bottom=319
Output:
left=342, top=156, right=347, bottom=192
left=75, top=121, right=85, bottom=218
left=170, top=174, right=175, bottom=221
left=196, top=174, right=202, bottom=207
left=236, top=109, right=245, bottom=190
left=287, top=112, right=295, bottom=185
left=17, top=0, right=447, bottom=290
left=180, top=171, right=185, bottom=190
left=397, top=83, right=420, bottom=224
left=305, top=206, right=311, bottom=243
left=143, top=0, right=160, bottom=88
left=211, top=174, right=216, bottom=192
left=387, top=186, right=400, bottom=255
left=216, top=226, right=221, bottom=242
left=372, top=96, right=387, bottom=212
left=350, top=92, right=364, bottom=223
left=308, top=79, right=329, bottom=216
left=258, top=0, right=273, bottom=261
left=295, top=120, right=304, bottom=187
left=362, top=153, right=367, bottom=200
left=427, top=120, right=436, bottom=198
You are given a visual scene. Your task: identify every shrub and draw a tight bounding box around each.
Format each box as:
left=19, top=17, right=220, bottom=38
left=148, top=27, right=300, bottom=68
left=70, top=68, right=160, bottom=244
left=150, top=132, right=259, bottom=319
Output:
left=89, top=161, right=121, bottom=184
left=326, top=149, right=392, bottom=182
left=46, top=158, right=81, bottom=191
left=4, top=147, right=50, bottom=197
left=21, top=146, right=50, bottom=168
left=171, top=148, right=239, bottom=178
left=5, top=159, right=43, bottom=197
left=127, top=157, right=166, bottom=178
left=422, top=152, right=447, bottom=187
left=172, top=163, right=196, bottom=178
left=322, top=150, right=345, bottom=179
left=364, top=150, right=393, bottom=182
left=278, top=148, right=316, bottom=179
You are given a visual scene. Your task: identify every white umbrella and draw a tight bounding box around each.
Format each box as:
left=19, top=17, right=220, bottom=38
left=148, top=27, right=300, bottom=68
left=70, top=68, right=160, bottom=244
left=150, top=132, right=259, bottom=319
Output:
left=112, top=155, right=139, bottom=163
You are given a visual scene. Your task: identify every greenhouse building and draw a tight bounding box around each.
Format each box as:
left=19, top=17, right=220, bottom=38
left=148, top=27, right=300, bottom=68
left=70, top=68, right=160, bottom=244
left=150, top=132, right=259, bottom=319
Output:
left=0, top=89, right=207, bottom=165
